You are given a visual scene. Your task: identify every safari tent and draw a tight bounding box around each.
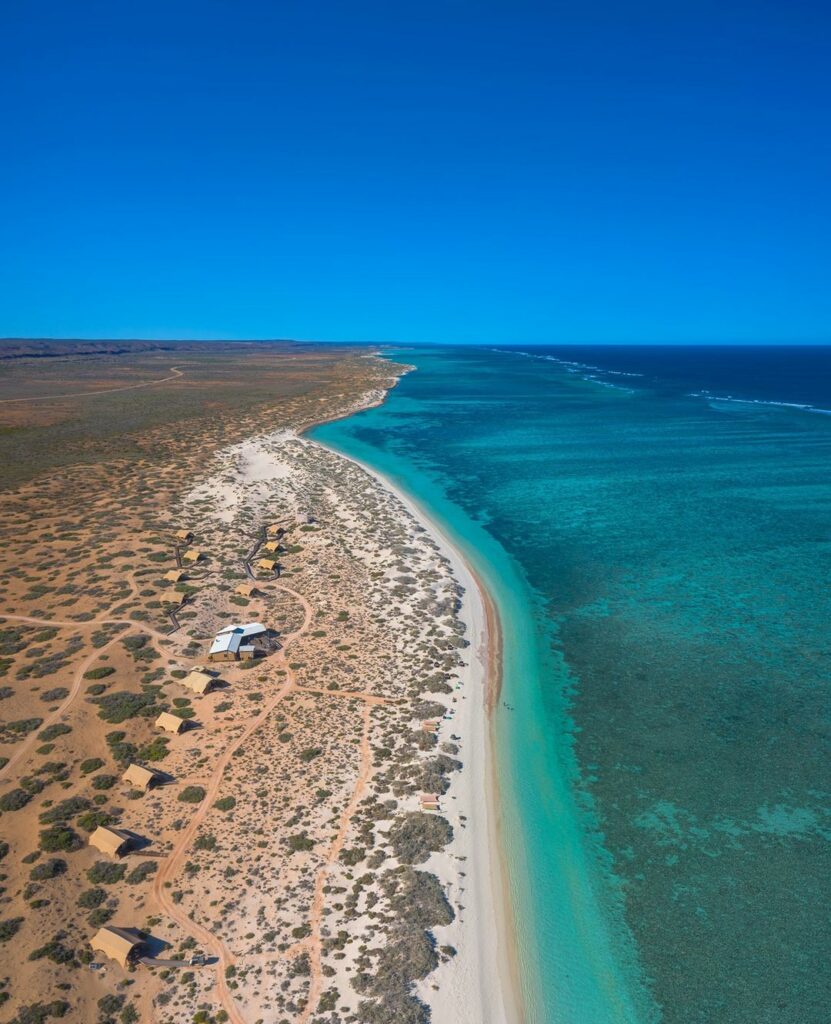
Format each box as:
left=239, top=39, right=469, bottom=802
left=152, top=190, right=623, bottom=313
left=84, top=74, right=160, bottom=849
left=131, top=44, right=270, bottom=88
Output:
left=122, top=763, right=161, bottom=790
left=91, top=926, right=145, bottom=968
left=182, top=669, right=215, bottom=694
left=89, top=825, right=133, bottom=858
left=156, top=711, right=187, bottom=734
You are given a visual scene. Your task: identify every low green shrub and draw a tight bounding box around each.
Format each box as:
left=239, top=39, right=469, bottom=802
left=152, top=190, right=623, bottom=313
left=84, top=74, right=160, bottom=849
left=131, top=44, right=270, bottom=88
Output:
left=178, top=786, right=206, bottom=804
left=39, top=827, right=81, bottom=853
left=86, top=861, right=125, bottom=885
left=83, top=667, right=115, bottom=680
left=29, top=858, right=67, bottom=881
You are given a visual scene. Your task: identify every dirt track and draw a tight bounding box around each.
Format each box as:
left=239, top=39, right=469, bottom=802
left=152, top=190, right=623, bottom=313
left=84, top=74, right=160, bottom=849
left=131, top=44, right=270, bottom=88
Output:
left=150, top=583, right=313, bottom=1024
left=0, top=366, right=185, bottom=403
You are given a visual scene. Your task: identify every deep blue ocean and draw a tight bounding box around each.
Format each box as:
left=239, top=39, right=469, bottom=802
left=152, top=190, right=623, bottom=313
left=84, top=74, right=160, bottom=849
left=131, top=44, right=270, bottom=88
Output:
left=312, top=345, right=831, bottom=1024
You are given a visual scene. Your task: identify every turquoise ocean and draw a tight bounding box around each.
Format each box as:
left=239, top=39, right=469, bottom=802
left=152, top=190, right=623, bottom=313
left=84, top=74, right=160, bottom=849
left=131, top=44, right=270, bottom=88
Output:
left=310, top=345, right=831, bottom=1024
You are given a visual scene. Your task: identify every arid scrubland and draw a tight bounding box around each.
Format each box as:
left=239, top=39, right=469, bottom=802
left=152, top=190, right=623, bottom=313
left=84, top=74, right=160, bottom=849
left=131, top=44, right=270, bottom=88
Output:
left=0, top=344, right=480, bottom=1024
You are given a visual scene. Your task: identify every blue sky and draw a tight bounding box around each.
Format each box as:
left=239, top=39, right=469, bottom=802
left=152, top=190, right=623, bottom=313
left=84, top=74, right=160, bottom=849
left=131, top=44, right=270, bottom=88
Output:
left=1, top=1, right=829, bottom=343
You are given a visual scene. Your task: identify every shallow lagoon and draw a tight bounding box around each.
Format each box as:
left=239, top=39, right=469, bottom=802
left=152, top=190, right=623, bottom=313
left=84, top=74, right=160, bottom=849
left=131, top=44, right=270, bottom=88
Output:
left=313, top=345, right=831, bottom=1024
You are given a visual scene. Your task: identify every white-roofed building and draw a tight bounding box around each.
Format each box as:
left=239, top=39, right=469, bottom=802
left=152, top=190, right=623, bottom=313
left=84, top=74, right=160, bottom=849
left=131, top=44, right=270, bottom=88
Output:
left=208, top=631, right=242, bottom=662
left=208, top=623, right=267, bottom=662
left=216, top=622, right=266, bottom=639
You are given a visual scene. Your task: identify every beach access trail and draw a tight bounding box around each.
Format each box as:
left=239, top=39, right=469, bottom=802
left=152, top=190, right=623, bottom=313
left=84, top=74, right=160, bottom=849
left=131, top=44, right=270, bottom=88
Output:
left=150, top=578, right=403, bottom=1024
left=151, top=581, right=312, bottom=1024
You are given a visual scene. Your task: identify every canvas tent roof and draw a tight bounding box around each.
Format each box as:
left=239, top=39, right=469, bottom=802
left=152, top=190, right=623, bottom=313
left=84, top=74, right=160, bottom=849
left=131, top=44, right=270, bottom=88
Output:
left=91, top=926, right=143, bottom=968
left=156, top=711, right=186, bottom=733
left=89, top=826, right=133, bottom=858
left=122, top=763, right=159, bottom=789
left=183, top=669, right=214, bottom=692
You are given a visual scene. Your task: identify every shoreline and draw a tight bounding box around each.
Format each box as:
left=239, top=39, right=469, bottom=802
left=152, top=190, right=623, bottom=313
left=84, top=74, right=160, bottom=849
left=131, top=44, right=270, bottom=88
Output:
left=305, top=428, right=524, bottom=1024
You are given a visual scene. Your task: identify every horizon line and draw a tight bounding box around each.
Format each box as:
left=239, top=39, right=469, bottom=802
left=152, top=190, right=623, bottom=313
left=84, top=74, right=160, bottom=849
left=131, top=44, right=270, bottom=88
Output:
left=1, top=336, right=830, bottom=348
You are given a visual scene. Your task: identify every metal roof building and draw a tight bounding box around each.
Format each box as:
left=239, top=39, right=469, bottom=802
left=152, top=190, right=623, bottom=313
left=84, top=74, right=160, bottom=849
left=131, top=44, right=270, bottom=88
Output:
left=216, top=622, right=265, bottom=639
left=208, top=623, right=266, bottom=662
left=208, top=631, right=242, bottom=660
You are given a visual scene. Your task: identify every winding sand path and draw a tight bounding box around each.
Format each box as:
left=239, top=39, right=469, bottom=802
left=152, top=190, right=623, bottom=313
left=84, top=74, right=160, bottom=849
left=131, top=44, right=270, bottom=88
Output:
left=150, top=582, right=313, bottom=1024
left=0, top=613, right=171, bottom=642
left=299, top=700, right=375, bottom=1023
left=0, top=575, right=173, bottom=783
left=0, top=543, right=414, bottom=1020
left=0, top=366, right=185, bottom=403
left=0, top=628, right=135, bottom=783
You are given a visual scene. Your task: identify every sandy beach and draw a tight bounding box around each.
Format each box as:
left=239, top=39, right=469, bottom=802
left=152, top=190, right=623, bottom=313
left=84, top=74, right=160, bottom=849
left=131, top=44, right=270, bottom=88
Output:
left=308, top=434, right=521, bottom=1024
